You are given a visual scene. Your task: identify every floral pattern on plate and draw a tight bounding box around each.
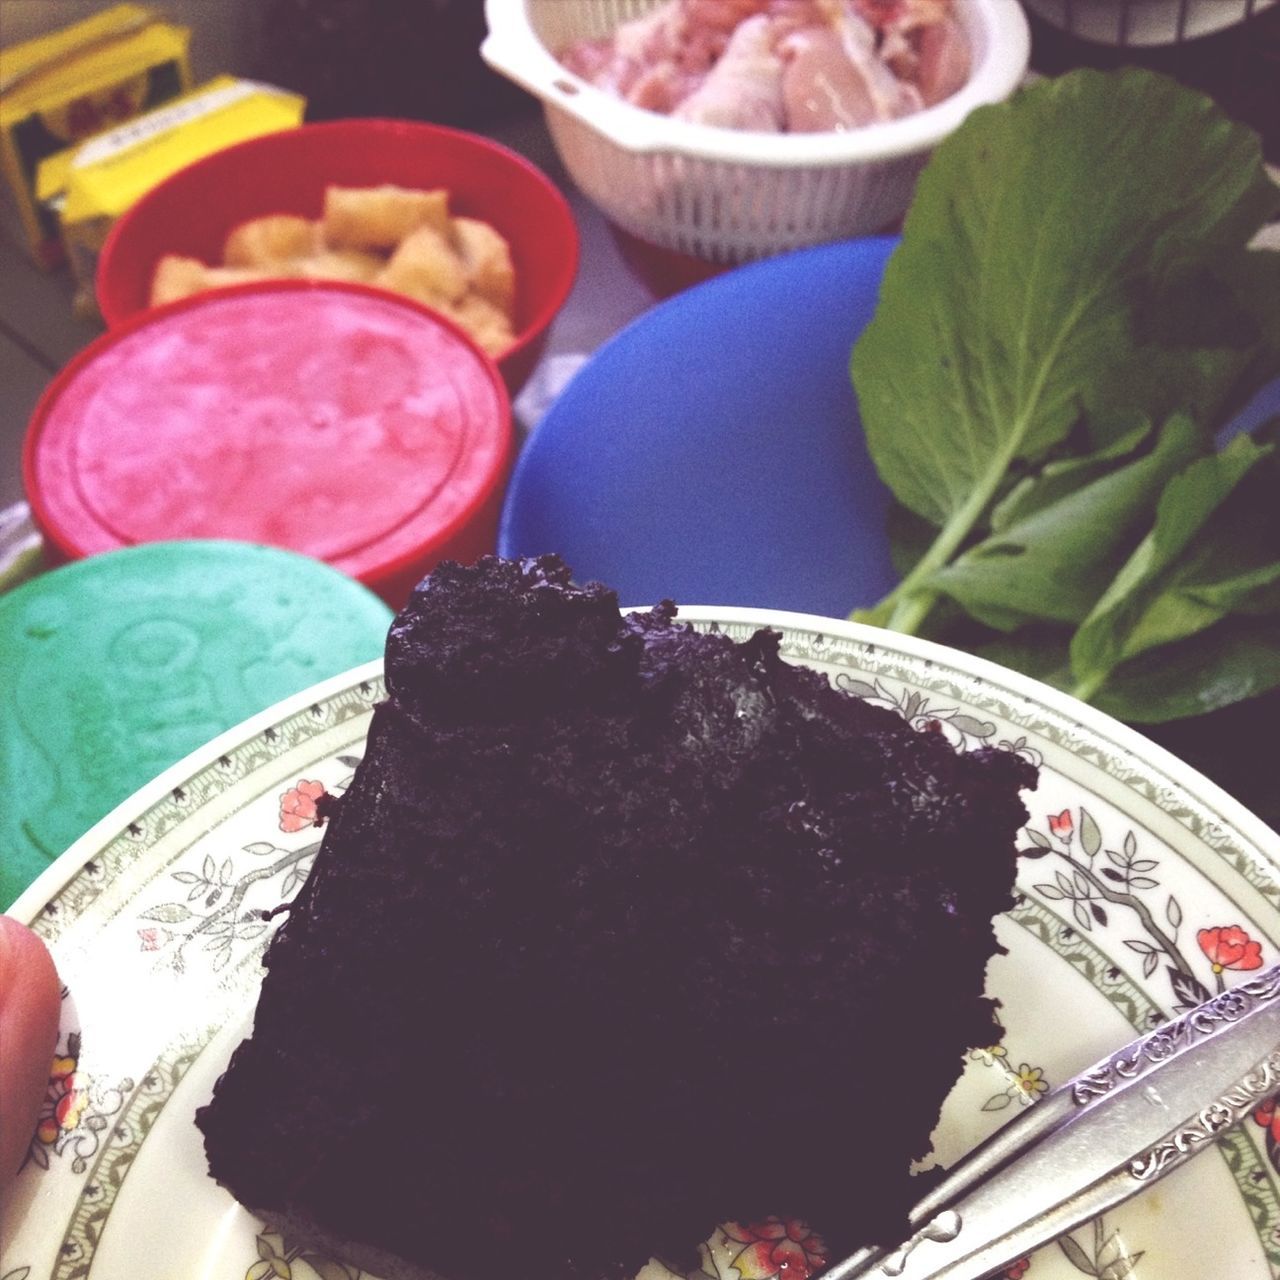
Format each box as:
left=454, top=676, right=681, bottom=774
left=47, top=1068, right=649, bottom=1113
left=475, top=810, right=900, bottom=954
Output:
left=4, top=611, right=1279, bottom=1280
left=27, top=1028, right=133, bottom=1177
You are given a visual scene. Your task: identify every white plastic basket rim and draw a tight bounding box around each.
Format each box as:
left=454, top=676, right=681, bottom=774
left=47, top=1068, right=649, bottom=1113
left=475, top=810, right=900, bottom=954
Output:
left=482, top=0, right=1031, bottom=167
left=1022, top=0, right=1276, bottom=47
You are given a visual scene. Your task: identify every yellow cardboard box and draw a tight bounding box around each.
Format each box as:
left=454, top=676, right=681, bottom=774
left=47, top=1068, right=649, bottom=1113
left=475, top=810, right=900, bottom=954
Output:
left=0, top=4, right=191, bottom=266
left=37, top=76, right=306, bottom=310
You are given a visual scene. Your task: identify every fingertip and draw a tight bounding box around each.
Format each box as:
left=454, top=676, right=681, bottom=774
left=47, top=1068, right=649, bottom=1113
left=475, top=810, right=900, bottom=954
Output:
left=0, top=914, right=60, bottom=1018
left=0, top=914, right=62, bottom=1183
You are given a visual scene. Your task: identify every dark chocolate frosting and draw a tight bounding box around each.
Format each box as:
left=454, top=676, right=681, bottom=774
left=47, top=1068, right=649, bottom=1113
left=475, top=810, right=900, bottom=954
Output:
left=198, top=554, right=1035, bottom=1279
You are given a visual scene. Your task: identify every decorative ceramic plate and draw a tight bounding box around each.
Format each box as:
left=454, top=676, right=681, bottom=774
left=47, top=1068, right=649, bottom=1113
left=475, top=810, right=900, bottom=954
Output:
left=5, top=610, right=1279, bottom=1280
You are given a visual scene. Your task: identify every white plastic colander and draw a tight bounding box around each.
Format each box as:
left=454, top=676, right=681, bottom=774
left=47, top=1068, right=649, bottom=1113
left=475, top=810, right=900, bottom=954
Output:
left=1022, top=0, right=1275, bottom=47
left=481, top=0, right=1030, bottom=263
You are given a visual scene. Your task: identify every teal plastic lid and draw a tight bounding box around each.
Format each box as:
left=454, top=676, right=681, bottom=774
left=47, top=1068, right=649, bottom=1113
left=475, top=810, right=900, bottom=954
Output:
left=0, top=540, right=392, bottom=907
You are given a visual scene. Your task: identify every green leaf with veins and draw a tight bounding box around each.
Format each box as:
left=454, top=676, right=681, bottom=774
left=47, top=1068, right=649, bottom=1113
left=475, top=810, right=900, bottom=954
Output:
left=989, top=418, right=1151, bottom=533
left=851, top=68, right=1279, bottom=634
left=1089, top=618, right=1280, bottom=722
left=1086, top=252, right=1280, bottom=442
left=929, top=415, right=1202, bottom=630
left=981, top=616, right=1280, bottom=723
left=1158, top=419, right=1280, bottom=621
left=1070, top=433, right=1274, bottom=698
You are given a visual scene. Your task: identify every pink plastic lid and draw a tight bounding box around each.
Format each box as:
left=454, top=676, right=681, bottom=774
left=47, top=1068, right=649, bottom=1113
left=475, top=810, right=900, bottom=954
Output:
left=24, top=281, right=513, bottom=605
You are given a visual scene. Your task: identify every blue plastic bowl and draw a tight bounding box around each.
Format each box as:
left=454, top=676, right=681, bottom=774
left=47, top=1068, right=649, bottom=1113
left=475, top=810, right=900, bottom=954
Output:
left=500, top=237, right=899, bottom=618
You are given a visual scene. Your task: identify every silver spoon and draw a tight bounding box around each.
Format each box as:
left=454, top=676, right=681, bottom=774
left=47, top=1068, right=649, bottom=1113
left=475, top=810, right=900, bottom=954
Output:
left=828, top=962, right=1280, bottom=1280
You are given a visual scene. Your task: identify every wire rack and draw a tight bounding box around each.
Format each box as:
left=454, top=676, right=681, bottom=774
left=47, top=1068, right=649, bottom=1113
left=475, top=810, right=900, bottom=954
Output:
left=1023, top=0, right=1275, bottom=46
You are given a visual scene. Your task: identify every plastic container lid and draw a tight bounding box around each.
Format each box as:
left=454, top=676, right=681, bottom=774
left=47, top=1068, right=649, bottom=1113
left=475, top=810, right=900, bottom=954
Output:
left=24, top=281, right=513, bottom=606
left=0, top=540, right=394, bottom=908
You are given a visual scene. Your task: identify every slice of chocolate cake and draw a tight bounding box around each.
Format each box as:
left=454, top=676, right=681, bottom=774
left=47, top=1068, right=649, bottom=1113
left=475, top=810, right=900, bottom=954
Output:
left=197, top=555, right=1036, bottom=1280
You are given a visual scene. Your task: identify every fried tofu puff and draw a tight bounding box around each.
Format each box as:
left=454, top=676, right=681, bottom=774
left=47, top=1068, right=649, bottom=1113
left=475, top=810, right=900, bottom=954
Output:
left=322, top=185, right=450, bottom=251
left=440, top=294, right=515, bottom=357
left=292, top=249, right=385, bottom=283
left=376, top=224, right=470, bottom=308
left=147, top=187, right=517, bottom=361
left=452, top=216, right=516, bottom=317
left=223, top=214, right=319, bottom=268
left=149, top=255, right=270, bottom=306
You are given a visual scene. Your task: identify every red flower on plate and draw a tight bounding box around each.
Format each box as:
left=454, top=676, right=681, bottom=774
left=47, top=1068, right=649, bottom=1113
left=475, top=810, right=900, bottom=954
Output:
left=279, top=779, right=327, bottom=832
left=1255, top=1096, right=1280, bottom=1144
left=37, top=1054, right=87, bottom=1144
left=724, top=1217, right=828, bottom=1279
left=1198, top=925, right=1264, bottom=974
left=1003, top=1259, right=1031, bottom=1279
left=1047, top=809, right=1073, bottom=840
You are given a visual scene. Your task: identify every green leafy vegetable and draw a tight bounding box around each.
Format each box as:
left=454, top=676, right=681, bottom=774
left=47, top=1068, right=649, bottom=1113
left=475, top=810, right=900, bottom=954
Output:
left=1070, top=431, right=1276, bottom=697
left=929, top=415, right=1200, bottom=630
left=987, top=419, right=1151, bottom=532
left=851, top=68, right=1280, bottom=721
left=982, top=617, right=1280, bottom=725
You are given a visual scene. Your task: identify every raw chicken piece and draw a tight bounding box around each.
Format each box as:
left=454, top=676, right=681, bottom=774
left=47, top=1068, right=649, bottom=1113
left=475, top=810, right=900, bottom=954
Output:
left=910, top=14, right=970, bottom=105
left=823, top=0, right=923, bottom=119
left=560, top=2, right=683, bottom=98
left=612, top=0, right=693, bottom=71
left=852, top=0, right=952, bottom=37
left=688, top=1, right=834, bottom=44
left=561, top=0, right=735, bottom=108
left=628, top=61, right=698, bottom=113
left=618, top=1, right=788, bottom=110
left=779, top=24, right=879, bottom=130
left=559, top=36, right=625, bottom=90
left=557, top=0, right=964, bottom=132
left=871, top=0, right=969, bottom=104
left=673, top=13, right=788, bottom=131
left=631, top=8, right=722, bottom=113
left=560, top=0, right=758, bottom=115
left=684, top=0, right=769, bottom=24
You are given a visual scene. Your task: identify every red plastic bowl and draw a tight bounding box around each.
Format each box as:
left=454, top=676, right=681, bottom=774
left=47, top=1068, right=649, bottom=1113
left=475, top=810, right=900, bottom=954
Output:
left=96, top=119, right=579, bottom=392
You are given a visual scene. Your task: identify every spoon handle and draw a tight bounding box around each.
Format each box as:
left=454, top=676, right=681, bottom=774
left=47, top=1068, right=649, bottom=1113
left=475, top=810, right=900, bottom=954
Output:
left=828, top=962, right=1280, bottom=1280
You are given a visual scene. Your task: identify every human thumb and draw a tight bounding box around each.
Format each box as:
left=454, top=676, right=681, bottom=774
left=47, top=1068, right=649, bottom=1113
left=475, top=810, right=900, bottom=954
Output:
left=0, top=915, right=60, bottom=1202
